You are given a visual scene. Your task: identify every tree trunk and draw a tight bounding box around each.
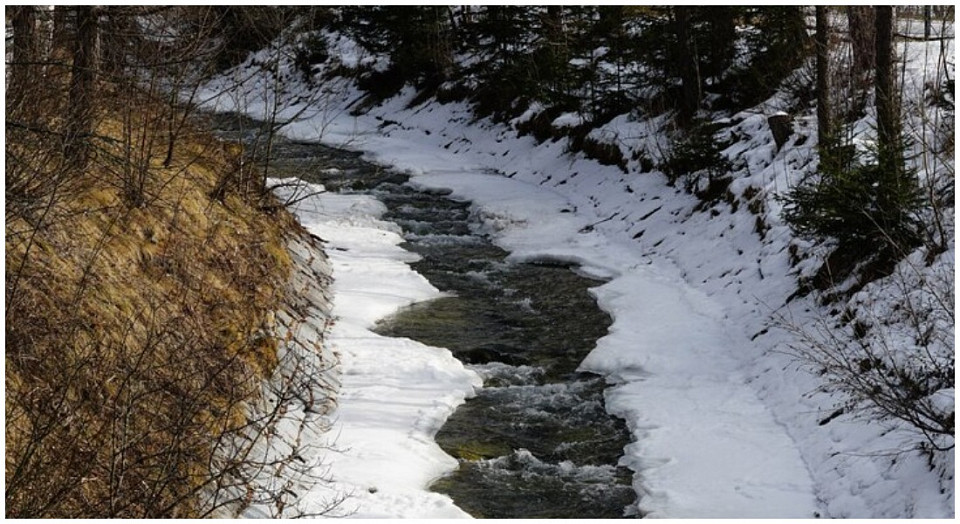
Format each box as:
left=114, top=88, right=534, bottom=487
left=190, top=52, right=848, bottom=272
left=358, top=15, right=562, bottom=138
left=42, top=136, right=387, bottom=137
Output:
left=847, top=6, right=876, bottom=82
left=544, top=6, right=563, bottom=42
left=706, top=7, right=737, bottom=77
left=674, top=6, right=699, bottom=125
left=599, top=6, right=626, bottom=96
left=541, top=5, right=566, bottom=97
left=815, top=6, right=833, bottom=156
left=65, top=6, right=100, bottom=169
left=874, top=6, right=899, bottom=171
left=51, top=6, right=75, bottom=53
left=429, top=6, right=453, bottom=79
left=9, top=6, right=38, bottom=103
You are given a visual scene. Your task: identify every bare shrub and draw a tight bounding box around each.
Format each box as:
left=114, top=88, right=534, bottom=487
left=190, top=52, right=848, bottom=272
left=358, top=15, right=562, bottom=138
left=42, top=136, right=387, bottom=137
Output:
left=781, top=248, right=954, bottom=452
left=6, top=7, right=344, bottom=517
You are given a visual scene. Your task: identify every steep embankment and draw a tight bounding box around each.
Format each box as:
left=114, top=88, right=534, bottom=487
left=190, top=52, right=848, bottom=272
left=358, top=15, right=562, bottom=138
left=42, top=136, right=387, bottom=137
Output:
left=6, top=113, right=336, bottom=517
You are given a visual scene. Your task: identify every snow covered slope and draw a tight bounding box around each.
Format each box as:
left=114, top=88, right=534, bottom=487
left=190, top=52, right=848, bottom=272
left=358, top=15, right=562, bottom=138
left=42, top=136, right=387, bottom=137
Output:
left=202, top=22, right=954, bottom=518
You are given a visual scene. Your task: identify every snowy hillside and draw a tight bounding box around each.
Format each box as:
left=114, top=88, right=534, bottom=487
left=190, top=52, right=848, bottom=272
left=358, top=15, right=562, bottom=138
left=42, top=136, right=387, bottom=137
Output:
left=201, top=10, right=953, bottom=518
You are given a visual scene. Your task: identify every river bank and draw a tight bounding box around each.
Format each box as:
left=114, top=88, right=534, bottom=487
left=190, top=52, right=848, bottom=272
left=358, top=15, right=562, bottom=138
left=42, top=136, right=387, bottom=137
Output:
left=200, top=24, right=953, bottom=515
left=255, top=126, right=820, bottom=517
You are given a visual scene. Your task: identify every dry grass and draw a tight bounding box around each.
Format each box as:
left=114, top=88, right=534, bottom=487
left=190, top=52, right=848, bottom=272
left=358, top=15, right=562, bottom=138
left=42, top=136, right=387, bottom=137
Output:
left=6, top=102, right=304, bottom=517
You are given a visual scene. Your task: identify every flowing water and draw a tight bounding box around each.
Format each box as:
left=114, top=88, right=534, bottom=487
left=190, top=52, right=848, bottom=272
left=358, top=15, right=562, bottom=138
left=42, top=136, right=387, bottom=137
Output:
left=212, top=115, right=637, bottom=518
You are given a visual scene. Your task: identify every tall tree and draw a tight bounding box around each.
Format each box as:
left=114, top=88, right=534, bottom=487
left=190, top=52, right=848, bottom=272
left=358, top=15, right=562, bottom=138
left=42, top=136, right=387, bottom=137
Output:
left=673, top=6, right=699, bottom=124
left=457, top=6, right=541, bottom=116
left=337, top=6, right=453, bottom=88
left=815, top=6, right=834, bottom=156
left=730, top=7, right=809, bottom=108
left=65, top=6, right=99, bottom=169
left=871, top=6, right=920, bottom=253
left=53, top=6, right=70, bottom=50
left=701, top=7, right=738, bottom=82
left=595, top=6, right=627, bottom=96
left=539, top=5, right=569, bottom=102
left=9, top=6, right=38, bottom=101
left=847, top=6, right=876, bottom=82
left=874, top=6, right=900, bottom=171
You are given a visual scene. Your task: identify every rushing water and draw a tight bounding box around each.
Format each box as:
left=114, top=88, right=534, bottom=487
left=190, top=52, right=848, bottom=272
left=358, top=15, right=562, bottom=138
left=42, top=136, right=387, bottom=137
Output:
left=372, top=185, right=636, bottom=519
left=212, top=116, right=637, bottom=518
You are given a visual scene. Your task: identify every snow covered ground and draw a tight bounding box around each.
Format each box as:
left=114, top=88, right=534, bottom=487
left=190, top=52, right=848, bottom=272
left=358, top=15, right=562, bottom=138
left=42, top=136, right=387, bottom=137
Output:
left=263, top=116, right=823, bottom=517
left=271, top=181, right=479, bottom=517
left=202, top=24, right=954, bottom=518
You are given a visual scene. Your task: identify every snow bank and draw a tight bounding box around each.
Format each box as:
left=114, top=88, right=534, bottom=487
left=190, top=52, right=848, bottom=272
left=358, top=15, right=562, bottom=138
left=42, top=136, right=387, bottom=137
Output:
left=216, top=233, right=341, bottom=518
left=271, top=179, right=481, bottom=518
left=405, top=173, right=819, bottom=518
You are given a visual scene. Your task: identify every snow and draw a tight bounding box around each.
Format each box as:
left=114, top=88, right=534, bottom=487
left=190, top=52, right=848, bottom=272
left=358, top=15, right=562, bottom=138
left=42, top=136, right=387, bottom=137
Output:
left=271, top=179, right=480, bottom=518
left=383, top=166, right=818, bottom=518
left=264, top=125, right=822, bottom=517
left=201, top=19, right=954, bottom=518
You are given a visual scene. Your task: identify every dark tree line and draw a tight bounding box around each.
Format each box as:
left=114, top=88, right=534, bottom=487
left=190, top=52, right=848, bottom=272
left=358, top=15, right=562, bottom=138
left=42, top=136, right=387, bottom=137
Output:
left=6, top=9, right=951, bottom=514
left=319, top=6, right=809, bottom=123
left=291, top=6, right=944, bottom=264
left=274, top=6, right=952, bottom=288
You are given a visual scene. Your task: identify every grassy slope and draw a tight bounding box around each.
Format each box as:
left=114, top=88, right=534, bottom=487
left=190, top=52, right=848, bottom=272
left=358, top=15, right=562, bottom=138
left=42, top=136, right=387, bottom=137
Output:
left=5, top=111, right=302, bottom=517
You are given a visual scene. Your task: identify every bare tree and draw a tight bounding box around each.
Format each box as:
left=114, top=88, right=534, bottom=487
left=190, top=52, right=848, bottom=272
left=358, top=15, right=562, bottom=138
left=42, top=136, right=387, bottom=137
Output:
left=7, top=6, right=346, bottom=518
left=781, top=251, right=954, bottom=452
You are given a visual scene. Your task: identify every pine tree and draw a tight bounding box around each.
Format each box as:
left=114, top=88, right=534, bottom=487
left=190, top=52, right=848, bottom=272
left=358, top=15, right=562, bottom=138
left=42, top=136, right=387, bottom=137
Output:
left=458, top=6, right=541, bottom=116
left=592, top=6, right=631, bottom=114
left=728, top=7, right=809, bottom=108
left=785, top=7, right=921, bottom=257
left=673, top=6, right=700, bottom=124
left=338, top=6, right=453, bottom=91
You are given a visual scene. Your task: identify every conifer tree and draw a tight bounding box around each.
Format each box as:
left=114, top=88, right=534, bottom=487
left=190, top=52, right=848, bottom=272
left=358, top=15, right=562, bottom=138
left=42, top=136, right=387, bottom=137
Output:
left=673, top=6, right=699, bottom=124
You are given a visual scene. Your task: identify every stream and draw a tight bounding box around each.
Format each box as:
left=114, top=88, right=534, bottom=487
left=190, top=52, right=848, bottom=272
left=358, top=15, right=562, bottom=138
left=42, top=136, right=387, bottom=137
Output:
left=212, top=114, right=637, bottom=518
left=372, top=183, right=636, bottom=518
